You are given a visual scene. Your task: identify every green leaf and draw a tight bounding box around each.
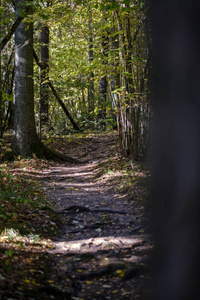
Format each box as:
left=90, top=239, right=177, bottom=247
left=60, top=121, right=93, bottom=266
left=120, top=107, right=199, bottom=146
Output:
left=5, top=250, right=14, bottom=257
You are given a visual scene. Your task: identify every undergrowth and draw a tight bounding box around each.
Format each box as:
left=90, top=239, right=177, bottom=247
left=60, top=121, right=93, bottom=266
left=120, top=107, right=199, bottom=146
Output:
left=0, top=159, right=61, bottom=240
left=96, top=155, right=151, bottom=194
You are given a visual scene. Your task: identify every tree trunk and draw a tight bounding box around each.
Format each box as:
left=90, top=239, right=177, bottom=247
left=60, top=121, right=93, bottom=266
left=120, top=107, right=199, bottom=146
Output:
left=110, top=29, right=119, bottom=129
left=11, top=0, right=78, bottom=163
left=40, top=25, right=49, bottom=129
left=0, top=0, right=2, bottom=137
left=2, top=63, right=15, bottom=132
left=12, top=0, right=39, bottom=157
left=0, top=52, right=2, bottom=138
left=115, top=5, right=148, bottom=160
left=151, top=0, right=200, bottom=299
left=33, top=48, right=80, bottom=131
left=98, top=33, right=108, bottom=129
left=0, top=15, right=24, bottom=52
left=88, top=7, right=94, bottom=117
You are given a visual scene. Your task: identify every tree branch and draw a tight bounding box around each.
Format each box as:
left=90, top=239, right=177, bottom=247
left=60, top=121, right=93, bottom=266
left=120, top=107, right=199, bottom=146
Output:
left=32, top=47, right=80, bottom=131
left=0, top=16, right=24, bottom=52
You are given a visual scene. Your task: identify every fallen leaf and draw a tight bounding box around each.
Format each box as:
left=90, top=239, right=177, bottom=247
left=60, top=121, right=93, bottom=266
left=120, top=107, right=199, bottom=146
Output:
left=116, top=269, right=125, bottom=277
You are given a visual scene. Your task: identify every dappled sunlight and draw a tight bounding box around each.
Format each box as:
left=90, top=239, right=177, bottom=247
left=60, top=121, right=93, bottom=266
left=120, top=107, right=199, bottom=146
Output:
left=0, top=229, right=150, bottom=268
left=0, top=228, right=53, bottom=252
left=0, top=228, right=150, bottom=258
left=0, top=133, right=151, bottom=299
left=51, top=235, right=149, bottom=254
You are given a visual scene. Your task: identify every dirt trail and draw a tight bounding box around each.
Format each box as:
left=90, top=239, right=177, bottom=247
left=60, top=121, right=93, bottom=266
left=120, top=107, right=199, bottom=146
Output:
left=37, top=133, right=151, bottom=299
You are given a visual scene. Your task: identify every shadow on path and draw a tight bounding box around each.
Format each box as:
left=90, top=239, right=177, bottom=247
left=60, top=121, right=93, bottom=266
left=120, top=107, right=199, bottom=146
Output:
left=38, top=133, right=152, bottom=299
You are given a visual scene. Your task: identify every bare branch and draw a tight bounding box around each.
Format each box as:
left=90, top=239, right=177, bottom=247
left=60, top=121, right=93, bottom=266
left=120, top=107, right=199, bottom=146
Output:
left=32, top=48, right=80, bottom=131
left=0, top=16, right=23, bottom=52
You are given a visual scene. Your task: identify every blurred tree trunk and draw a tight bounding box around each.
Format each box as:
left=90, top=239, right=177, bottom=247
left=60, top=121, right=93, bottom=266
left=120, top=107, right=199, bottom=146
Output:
left=151, top=0, right=200, bottom=299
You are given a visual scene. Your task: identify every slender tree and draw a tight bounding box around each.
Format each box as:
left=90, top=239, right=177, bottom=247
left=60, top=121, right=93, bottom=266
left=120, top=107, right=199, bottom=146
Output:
left=113, top=2, right=150, bottom=160
left=33, top=48, right=80, bottom=131
left=98, top=35, right=108, bottom=129
left=40, top=24, right=49, bottom=130
left=88, top=6, right=94, bottom=117
left=0, top=0, right=2, bottom=137
left=98, top=9, right=109, bottom=129
left=110, top=25, right=119, bottom=128
left=11, top=0, right=38, bottom=157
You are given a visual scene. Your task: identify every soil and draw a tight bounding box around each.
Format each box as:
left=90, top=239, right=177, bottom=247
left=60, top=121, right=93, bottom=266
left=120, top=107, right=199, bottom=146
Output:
left=0, top=132, right=152, bottom=299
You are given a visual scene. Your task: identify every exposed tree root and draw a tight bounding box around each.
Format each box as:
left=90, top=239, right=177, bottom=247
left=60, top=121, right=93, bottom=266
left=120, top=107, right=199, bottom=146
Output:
left=2, top=140, right=79, bottom=163
left=31, top=141, right=79, bottom=163
left=58, top=205, right=127, bottom=215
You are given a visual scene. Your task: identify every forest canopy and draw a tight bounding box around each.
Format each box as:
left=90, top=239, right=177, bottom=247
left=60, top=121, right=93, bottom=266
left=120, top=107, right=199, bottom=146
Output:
left=0, top=0, right=150, bottom=160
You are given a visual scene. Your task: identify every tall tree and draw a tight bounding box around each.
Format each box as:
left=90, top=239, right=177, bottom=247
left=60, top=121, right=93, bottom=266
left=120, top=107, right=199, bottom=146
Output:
left=113, top=2, right=150, bottom=160
left=0, top=0, right=2, bottom=137
left=11, top=0, right=77, bottom=162
left=33, top=48, right=80, bottom=131
left=12, top=0, right=38, bottom=157
left=98, top=34, right=108, bottom=129
left=110, top=24, right=119, bottom=128
left=88, top=6, right=94, bottom=117
left=40, top=24, right=49, bottom=130
left=0, top=0, right=23, bottom=137
left=98, top=9, right=109, bottom=129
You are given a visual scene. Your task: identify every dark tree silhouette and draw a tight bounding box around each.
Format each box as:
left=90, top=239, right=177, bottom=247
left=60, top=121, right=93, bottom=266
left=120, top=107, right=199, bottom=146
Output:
left=151, top=0, right=200, bottom=299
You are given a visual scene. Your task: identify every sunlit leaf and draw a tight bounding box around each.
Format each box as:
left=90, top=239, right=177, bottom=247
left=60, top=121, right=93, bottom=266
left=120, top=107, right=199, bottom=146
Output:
left=116, top=269, right=125, bottom=277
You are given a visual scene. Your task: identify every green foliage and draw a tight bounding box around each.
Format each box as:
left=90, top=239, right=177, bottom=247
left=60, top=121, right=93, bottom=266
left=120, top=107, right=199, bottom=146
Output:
left=4, top=249, right=14, bottom=257
left=0, top=0, right=150, bottom=159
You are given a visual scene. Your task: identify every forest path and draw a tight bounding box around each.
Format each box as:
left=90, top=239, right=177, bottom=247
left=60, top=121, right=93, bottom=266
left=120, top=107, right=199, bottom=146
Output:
left=39, top=133, right=151, bottom=299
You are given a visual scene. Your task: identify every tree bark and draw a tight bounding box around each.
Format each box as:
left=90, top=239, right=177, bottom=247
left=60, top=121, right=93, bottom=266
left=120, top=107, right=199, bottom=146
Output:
left=88, top=7, right=94, bottom=117
left=0, top=0, right=2, bottom=137
left=110, top=28, right=118, bottom=129
left=40, top=25, right=49, bottom=129
left=11, top=0, right=78, bottom=163
left=12, top=0, right=38, bottom=157
left=98, top=32, right=108, bottom=129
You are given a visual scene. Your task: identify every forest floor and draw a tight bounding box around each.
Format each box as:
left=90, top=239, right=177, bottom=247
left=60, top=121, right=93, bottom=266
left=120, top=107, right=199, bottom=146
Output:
left=0, top=131, right=152, bottom=299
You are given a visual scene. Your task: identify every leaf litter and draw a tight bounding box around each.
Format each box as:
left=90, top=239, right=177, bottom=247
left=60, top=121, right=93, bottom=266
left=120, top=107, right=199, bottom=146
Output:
left=0, top=132, right=152, bottom=299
